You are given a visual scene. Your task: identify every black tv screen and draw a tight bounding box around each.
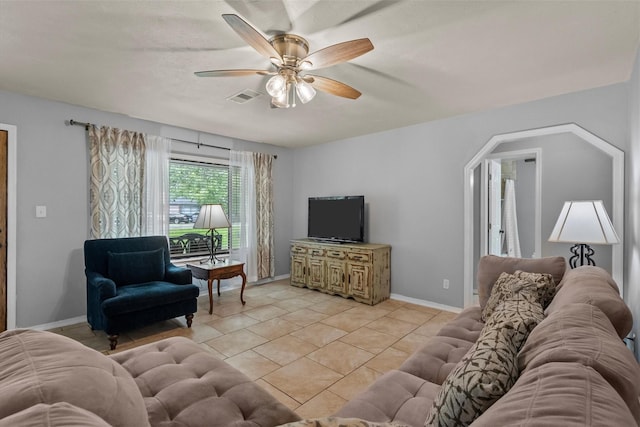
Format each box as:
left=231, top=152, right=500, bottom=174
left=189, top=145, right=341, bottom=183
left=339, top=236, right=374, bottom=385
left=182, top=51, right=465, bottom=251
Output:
left=308, top=196, right=365, bottom=243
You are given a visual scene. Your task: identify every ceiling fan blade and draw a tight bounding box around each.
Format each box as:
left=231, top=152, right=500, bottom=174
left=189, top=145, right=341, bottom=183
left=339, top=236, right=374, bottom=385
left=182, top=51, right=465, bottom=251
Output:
left=222, top=14, right=283, bottom=63
left=194, top=69, right=272, bottom=77
left=305, top=75, right=362, bottom=99
left=302, top=39, right=374, bottom=70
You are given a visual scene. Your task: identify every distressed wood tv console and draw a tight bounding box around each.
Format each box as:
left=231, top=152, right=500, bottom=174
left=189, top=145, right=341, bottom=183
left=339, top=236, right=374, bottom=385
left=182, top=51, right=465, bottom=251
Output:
left=290, top=239, right=391, bottom=305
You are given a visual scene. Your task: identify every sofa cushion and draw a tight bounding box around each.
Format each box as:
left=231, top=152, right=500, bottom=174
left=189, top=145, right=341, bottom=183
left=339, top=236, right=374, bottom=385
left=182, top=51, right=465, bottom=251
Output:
left=425, top=322, right=520, bottom=426
left=334, top=370, right=440, bottom=426
left=110, top=336, right=301, bottom=427
left=0, top=403, right=111, bottom=427
left=0, top=329, right=149, bottom=427
left=400, top=307, right=482, bottom=385
left=107, top=248, right=165, bottom=286
left=101, top=281, right=199, bottom=316
left=471, top=362, right=636, bottom=427
left=545, top=266, right=631, bottom=338
left=280, top=417, right=410, bottom=427
left=518, top=302, right=640, bottom=420
left=477, top=255, right=565, bottom=310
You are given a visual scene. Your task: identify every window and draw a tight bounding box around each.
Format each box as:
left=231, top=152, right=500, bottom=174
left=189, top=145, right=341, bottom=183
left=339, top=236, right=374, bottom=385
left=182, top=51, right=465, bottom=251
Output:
left=169, top=158, right=231, bottom=259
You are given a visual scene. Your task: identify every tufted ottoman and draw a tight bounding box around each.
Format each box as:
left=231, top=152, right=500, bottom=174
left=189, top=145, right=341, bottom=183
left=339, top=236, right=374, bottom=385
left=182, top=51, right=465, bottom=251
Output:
left=110, top=336, right=301, bottom=427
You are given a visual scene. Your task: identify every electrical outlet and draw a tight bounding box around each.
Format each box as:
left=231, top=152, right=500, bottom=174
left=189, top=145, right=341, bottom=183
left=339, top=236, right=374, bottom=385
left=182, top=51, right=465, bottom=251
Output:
left=443, top=279, right=450, bottom=289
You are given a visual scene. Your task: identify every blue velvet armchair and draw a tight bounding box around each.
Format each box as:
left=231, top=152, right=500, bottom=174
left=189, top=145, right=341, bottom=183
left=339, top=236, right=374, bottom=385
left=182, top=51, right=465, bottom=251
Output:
left=84, top=236, right=199, bottom=350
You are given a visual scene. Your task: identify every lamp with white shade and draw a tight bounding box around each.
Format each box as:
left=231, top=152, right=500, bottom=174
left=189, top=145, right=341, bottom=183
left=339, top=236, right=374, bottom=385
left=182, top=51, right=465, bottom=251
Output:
left=193, top=204, right=231, bottom=264
left=548, top=200, right=619, bottom=268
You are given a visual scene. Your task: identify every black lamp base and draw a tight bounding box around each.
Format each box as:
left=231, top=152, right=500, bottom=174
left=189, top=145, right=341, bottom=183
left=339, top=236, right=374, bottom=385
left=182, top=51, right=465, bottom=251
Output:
left=568, top=243, right=596, bottom=268
left=200, top=229, right=223, bottom=264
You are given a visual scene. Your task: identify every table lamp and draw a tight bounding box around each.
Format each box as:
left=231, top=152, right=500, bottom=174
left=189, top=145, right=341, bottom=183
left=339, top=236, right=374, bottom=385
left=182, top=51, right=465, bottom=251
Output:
left=193, top=204, right=231, bottom=264
left=548, top=200, right=619, bottom=268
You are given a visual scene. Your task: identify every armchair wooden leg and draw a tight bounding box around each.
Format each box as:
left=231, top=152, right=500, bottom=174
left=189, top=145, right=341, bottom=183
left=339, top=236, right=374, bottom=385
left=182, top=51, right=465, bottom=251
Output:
left=186, top=314, right=194, bottom=328
left=108, top=334, right=119, bottom=350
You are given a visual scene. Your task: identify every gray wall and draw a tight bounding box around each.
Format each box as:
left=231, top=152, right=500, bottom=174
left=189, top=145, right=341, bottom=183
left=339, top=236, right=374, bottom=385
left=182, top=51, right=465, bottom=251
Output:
left=0, top=89, right=294, bottom=328
left=491, top=134, right=614, bottom=271
left=515, top=159, right=536, bottom=258
left=292, top=83, right=628, bottom=308
left=627, top=47, right=640, bottom=359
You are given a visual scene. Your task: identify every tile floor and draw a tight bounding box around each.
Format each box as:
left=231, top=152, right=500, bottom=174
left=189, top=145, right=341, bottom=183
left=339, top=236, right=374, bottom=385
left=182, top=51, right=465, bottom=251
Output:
left=48, top=279, right=457, bottom=419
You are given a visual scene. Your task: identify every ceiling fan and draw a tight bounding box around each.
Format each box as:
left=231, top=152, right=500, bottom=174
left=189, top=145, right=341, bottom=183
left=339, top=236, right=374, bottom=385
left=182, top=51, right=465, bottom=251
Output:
left=194, top=14, right=374, bottom=108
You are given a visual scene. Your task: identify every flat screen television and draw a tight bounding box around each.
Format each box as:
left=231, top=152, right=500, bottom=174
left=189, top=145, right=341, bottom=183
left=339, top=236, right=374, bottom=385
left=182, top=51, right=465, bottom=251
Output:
left=308, top=196, right=365, bottom=243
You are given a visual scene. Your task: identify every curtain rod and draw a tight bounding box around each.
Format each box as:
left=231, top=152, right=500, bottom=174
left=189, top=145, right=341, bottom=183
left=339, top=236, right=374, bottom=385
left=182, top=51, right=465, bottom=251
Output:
left=66, top=119, right=276, bottom=158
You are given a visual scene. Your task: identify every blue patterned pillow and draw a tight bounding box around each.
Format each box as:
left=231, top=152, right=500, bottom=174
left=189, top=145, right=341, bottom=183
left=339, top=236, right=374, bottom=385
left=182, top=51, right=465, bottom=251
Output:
left=107, top=248, right=165, bottom=286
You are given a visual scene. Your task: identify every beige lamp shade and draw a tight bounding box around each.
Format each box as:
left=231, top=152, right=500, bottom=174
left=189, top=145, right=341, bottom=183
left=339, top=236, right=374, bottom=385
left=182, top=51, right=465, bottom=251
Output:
left=193, top=204, right=231, bottom=230
left=548, top=200, right=619, bottom=245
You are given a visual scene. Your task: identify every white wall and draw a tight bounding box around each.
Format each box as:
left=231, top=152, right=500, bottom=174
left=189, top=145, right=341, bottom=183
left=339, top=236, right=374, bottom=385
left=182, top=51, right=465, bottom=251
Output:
left=628, top=47, right=640, bottom=358
left=0, top=89, right=294, bottom=328
left=293, top=83, right=628, bottom=308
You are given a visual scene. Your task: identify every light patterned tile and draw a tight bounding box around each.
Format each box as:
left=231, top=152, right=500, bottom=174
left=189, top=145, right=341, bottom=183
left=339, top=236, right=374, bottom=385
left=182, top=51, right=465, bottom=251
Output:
left=307, top=341, right=374, bottom=375
left=272, top=297, right=315, bottom=312
left=281, top=308, right=329, bottom=327
left=207, top=313, right=260, bottom=334
left=254, top=335, right=318, bottom=365
left=365, top=316, right=418, bottom=337
left=290, top=323, right=348, bottom=347
left=224, top=350, right=281, bottom=380
left=204, top=329, right=269, bottom=357
left=386, top=307, right=437, bottom=325
left=244, top=305, right=289, bottom=321
left=247, top=318, right=302, bottom=340
left=339, top=327, right=398, bottom=354
left=263, top=358, right=343, bottom=404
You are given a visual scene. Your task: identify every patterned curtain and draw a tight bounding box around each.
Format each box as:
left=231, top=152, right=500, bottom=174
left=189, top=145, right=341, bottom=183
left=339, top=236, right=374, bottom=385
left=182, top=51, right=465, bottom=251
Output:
left=253, top=152, right=274, bottom=279
left=89, top=125, right=145, bottom=238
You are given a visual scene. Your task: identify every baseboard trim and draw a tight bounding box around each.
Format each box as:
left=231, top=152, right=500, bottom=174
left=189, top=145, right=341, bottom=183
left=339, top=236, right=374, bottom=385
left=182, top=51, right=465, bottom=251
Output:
left=390, top=293, right=463, bottom=314
left=29, top=315, right=88, bottom=331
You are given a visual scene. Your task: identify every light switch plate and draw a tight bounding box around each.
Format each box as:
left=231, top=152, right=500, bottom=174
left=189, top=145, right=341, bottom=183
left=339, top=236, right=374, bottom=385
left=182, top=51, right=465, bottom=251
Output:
left=36, top=205, right=46, bottom=218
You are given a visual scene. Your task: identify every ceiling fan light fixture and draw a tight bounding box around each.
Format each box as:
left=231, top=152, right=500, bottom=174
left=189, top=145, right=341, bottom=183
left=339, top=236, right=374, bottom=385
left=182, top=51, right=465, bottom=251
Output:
left=266, top=74, right=286, bottom=97
left=296, top=78, right=316, bottom=104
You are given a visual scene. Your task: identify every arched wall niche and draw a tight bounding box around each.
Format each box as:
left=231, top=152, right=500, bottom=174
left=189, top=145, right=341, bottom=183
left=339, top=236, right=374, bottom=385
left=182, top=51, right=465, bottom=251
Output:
left=463, top=123, right=624, bottom=306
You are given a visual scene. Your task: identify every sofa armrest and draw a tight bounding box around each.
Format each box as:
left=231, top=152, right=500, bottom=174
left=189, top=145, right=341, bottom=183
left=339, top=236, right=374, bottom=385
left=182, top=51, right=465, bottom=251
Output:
left=86, top=271, right=116, bottom=300
left=165, top=264, right=192, bottom=285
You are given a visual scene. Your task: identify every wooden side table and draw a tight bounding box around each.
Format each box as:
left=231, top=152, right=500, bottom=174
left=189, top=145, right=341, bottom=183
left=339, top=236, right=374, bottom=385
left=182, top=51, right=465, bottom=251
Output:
left=187, top=260, right=247, bottom=314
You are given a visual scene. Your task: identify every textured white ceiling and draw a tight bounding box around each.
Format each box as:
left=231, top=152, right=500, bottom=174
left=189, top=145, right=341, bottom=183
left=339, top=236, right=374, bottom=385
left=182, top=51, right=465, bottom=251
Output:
left=0, top=1, right=638, bottom=147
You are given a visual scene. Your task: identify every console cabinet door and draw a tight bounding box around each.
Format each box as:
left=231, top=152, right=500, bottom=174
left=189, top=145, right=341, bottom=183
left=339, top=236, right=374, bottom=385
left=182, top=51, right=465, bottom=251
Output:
left=291, top=254, right=307, bottom=285
left=326, top=260, right=347, bottom=294
left=308, top=257, right=326, bottom=289
left=348, top=263, right=371, bottom=300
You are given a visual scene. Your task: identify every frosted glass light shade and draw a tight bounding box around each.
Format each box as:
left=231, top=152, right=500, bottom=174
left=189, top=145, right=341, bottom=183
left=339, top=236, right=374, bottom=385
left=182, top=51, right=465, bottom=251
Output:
left=296, top=79, right=316, bottom=103
left=266, top=74, right=286, bottom=97
left=548, top=200, right=619, bottom=245
left=193, top=204, right=230, bottom=230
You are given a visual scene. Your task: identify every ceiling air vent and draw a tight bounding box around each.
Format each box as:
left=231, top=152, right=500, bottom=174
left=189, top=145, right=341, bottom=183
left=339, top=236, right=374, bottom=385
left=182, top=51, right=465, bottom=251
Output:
left=227, top=89, right=262, bottom=104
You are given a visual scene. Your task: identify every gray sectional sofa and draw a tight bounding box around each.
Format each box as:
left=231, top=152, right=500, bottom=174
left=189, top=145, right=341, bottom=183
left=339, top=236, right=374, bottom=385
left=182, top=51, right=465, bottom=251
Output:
left=334, top=256, right=640, bottom=426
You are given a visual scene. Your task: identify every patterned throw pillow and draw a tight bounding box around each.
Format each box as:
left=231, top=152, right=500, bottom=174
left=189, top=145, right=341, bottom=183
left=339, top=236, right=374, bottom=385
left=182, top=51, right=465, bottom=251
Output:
left=481, top=271, right=554, bottom=322
left=512, top=270, right=556, bottom=308
left=424, top=323, right=520, bottom=427
left=484, top=299, right=544, bottom=350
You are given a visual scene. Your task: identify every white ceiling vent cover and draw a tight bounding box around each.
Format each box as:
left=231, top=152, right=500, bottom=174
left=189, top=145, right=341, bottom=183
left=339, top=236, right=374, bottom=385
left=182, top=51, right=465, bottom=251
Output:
left=227, top=89, right=262, bottom=104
